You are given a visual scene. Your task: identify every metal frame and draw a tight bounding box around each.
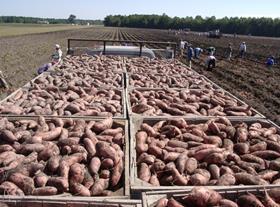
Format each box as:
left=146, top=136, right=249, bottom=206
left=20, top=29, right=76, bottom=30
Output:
left=129, top=117, right=280, bottom=197
left=0, top=117, right=130, bottom=200
left=67, top=39, right=177, bottom=58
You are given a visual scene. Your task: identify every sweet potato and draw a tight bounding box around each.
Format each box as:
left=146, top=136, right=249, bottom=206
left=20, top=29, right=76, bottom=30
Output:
left=137, top=153, right=156, bottom=165
left=252, top=150, right=280, bottom=160
left=141, top=123, right=159, bottom=137
left=138, top=163, right=151, bottom=182
left=63, top=153, right=87, bottom=166
left=35, top=127, right=62, bottom=141
left=185, top=158, right=198, bottom=174
left=32, top=186, right=57, bottom=196
left=34, top=171, right=48, bottom=187
left=18, top=143, right=45, bottom=154
left=216, top=173, right=236, bottom=186
left=47, top=177, right=69, bottom=193
left=234, top=143, right=249, bottom=155
left=111, top=157, right=124, bottom=187
left=258, top=170, right=279, bottom=182
left=182, top=187, right=222, bottom=206
left=0, top=181, right=24, bottom=196
left=148, top=144, right=163, bottom=158
left=176, top=152, right=188, bottom=174
left=149, top=174, right=160, bottom=186
left=162, top=150, right=180, bottom=162
left=8, top=172, right=35, bottom=195
left=96, top=142, right=119, bottom=164
left=209, top=164, right=220, bottom=180
left=59, top=160, right=70, bottom=178
left=268, top=188, right=280, bottom=203
left=93, top=118, right=113, bottom=133
left=190, top=173, right=209, bottom=185
left=151, top=160, right=165, bottom=172
left=235, top=173, right=269, bottom=185
left=0, top=145, right=15, bottom=153
left=167, top=140, right=188, bottom=149
left=89, top=157, right=101, bottom=175
left=263, top=189, right=280, bottom=207
left=269, top=160, right=280, bottom=170
left=91, top=178, right=109, bottom=196
left=83, top=138, right=96, bottom=158
left=171, top=167, right=189, bottom=185
left=249, top=141, right=267, bottom=152
left=1, top=130, right=17, bottom=143
left=136, top=131, right=148, bottom=153
left=237, top=193, right=265, bottom=207
left=167, top=198, right=184, bottom=207
left=101, top=158, right=114, bottom=169
left=70, top=183, right=91, bottom=196
left=156, top=198, right=168, bottom=207
left=193, top=148, right=224, bottom=161
left=100, top=170, right=110, bottom=179
left=69, top=163, right=85, bottom=184
left=219, top=199, right=238, bottom=207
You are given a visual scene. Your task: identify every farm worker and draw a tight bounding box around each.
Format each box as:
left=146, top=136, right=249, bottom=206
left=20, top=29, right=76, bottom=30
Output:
left=52, top=44, right=63, bottom=63
left=186, top=44, right=194, bottom=68
left=37, top=63, right=52, bottom=74
left=239, top=42, right=246, bottom=58
left=266, top=56, right=275, bottom=68
left=206, top=46, right=215, bottom=55
left=226, top=43, right=233, bottom=60
left=179, top=40, right=186, bottom=56
left=206, top=55, right=216, bottom=70
left=194, top=47, right=203, bottom=59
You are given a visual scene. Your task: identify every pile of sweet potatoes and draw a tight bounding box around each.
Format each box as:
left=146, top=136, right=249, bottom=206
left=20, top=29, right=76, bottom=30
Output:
left=125, top=57, right=193, bottom=75
left=60, top=55, right=124, bottom=73
left=0, top=117, right=125, bottom=196
left=136, top=117, right=280, bottom=186
left=155, top=187, right=280, bottom=207
left=130, top=88, right=254, bottom=116
left=129, top=73, right=214, bottom=90
left=0, top=86, right=123, bottom=117
left=32, top=70, right=123, bottom=89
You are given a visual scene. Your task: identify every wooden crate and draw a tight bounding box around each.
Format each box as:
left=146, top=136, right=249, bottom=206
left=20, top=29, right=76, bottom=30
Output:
left=129, top=116, right=280, bottom=197
left=142, top=186, right=280, bottom=207
left=0, top=197, right=141, bottom=207
left=0, top=117, right=130, bottom=198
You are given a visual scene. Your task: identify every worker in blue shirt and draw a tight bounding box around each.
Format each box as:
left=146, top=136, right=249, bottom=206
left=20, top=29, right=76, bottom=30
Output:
left=194, top=47, right=203, bottom=59
left=266, top=56, right=275, bottom=68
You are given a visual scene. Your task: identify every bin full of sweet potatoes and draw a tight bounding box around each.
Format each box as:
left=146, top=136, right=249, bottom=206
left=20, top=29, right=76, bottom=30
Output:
left=0, top=117, right=128, bottom=197
left=131, top=117, right=280, bottom=189
left=142, top=187, right=280, bottom=207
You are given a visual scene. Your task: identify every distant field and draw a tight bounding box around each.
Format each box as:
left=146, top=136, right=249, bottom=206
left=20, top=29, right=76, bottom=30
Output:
left=0, top=23, right=91, bottom=37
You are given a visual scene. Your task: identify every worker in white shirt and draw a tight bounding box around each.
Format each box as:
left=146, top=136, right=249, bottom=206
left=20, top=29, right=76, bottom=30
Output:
left=206, top=55, right=216, bottom=70
left=239, top=42, right=246, bottom=58
left=52, top=44, right=63, bottom=63
left=179, top=40, right=186, bottom=57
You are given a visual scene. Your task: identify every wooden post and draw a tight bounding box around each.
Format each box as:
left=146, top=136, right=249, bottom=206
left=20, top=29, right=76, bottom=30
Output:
left=0, top=71, right=9, bottom=89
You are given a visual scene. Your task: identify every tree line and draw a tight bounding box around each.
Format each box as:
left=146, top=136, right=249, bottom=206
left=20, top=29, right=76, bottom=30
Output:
left=0, top=16, right=103, bottom=25
left=104, top=14, right=280, bottom=37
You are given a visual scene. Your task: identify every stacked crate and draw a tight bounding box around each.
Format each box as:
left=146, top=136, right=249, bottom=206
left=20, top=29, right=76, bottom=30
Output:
left=124, top=56, right=280, bottom=201
left=0, top=55, right=135, bottom=206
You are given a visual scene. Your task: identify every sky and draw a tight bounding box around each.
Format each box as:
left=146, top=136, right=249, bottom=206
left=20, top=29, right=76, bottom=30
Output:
left=0, top=0, right=279, bottom=20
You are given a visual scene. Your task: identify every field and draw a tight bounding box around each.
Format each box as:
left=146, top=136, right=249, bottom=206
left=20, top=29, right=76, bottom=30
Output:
left=0, top=26, right=279, bottom=125
left=0, top=23, right=90, bottom=37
